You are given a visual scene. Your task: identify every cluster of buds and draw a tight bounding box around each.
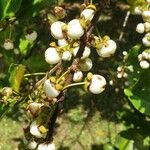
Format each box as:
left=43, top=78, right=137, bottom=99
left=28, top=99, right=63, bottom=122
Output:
left=44, top=4, right=117, bottom=98
left=134, top=0, right=150, bottom=69
left=138, top=50, right=150, bottom=69
left=117, top=66, right=128, bottom=79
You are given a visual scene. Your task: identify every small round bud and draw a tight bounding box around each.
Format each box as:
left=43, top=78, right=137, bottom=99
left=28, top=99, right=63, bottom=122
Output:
left=140, top=60, right=150, bottom=69
left=142, top=11, right=150, bottom=22
left=45, top=47, right=61, bottom=64
left=138, top=54, right=143, bottom=61
left=136, top=23, right=145, bottom=34
left=73, top=71, right=83, bottom=82
left=28, top=141, right=38, bottom=149
left=117, top=73, right=122, bottom=79
left=79, top=58, right=93, bottom=71
left=73, top=46, right=91, bottom=60
left=80, top=8, right=95, bottom=21
left=58, top=39, right=68, bottom=47
left=30, top=122, right=43, bottom=138
left=134, top=7, right=142, bottom=15
left=146, top=0, right=150, bottom=4
left=67, top=19, right=84, bottom=39
left=96, top=40, right=117, bottom=58
left=142, top=51, right=149, bottom=59
left=43, top=80, right=60, bottom=98
left=3, top=39, right=14, bottom=50
left=54, top=6, right=66, bottom=19
left=89, top=74, right=106, bottom=94
left=62, top=51, right=72, bottom=61
left=144, top=22, right=150, bottom=32
left=25, top=30, right=37, bottom=41
left=109, top=80, right=114, bottom=86
left=50, top=21, right=66, bottom=39
left=142, top=33, right=150, bottom=47
left=1, top=87, right=13, bottom=96
left=37, top=143, right=55, bottom=150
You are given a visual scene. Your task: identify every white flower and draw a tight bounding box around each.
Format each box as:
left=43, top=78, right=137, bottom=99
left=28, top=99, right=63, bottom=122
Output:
left=96, top=40, right=117, bottom=58
left=89, top=75, right=106, bottom=94
left=62, top=51, right=72, bottom=61
left=80, top=8, right=95, bottom=21
left=79, top=58, right=93, bottom=71
left=142, top=33, right=150, bottom=47
left=140, top=60, right=150, bottom=69
left=45, top=47, right=61, bottom=64
left=25, top=30, right=37, bottom=41
left=50, top=21, right=66, bottom=39
left=73, top=46, right=91, bottom=59
left=28, top=141, right=38, bottom=149
left=3, top=40, right=14, bottom=50
left=134, top=7, right=142, bottom=15
left=142, top=10, right=150, bottom=22
left=30, top=122, right=43, bottom=138
left=67, top=19, right=84, bottom=39
left=43, top=79, right=60, bottom=98
left=37, top=143, right=55, bottom=150
left=58, top=39, right=68, bottom=47
left=73, top=71, right=83, bottom=82
left=136, top=23, right=145, bottom=34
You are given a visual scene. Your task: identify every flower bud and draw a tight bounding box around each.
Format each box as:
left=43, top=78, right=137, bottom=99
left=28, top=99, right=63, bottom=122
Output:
left=57, top=39, right=68, bottom=47
left=144, top=22, right=150, bottom=32
left=146, top=0, right=150, bottom=4
left=25, top=30, right=37, bottom=41
left=142, top=11, right=150, bottom=22
left=45, top=47, right=61, bottom=64
left=73, top=46, right=91, bottom=60
left=96, top=40, right=117, bottom=58
left=142, top=33, right=150, bottom=47
left=136, top=23, right=145, bottom=34
left=134, top=7, right=142, bottom=15
left=80, top=8, right=95, bottom=21
left=37, top=143, right=55, bottom=150
left=89, top=75, right=106, bottom=94
left=62, top=51, right=72, bottom=61
left=140, top=60, right=150, bottom=69
left=50, top=21, right=66, bottom=39
left=3, top=39, right=14, bottom=50
left=43, top=79, right=60, bottom=98
left=67, top=19, right=84, bottom=39
left=1, top=87, right=12, bottom=96
left=79, top=58, right=93, bottom=71
left=73, top=71, right=83, bottom=82
left=28, top=141, right=38, bottom=149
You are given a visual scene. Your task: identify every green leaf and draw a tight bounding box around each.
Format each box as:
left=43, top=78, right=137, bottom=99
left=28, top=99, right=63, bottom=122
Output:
left=0, top=0, right=22, bottom=19
left=114, top=135, right=134, bottom=150
left=19, top=38, right=32, bottom=55
left=9, top=64, right=26, bottom=92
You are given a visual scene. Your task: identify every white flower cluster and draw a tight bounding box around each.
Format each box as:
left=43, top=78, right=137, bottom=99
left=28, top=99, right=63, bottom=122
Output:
left=43, top=4, right=117, bottom=97
left=135, top=1, right=150, bottom=69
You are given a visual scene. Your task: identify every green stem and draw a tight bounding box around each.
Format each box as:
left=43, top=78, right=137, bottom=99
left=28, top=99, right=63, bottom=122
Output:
left=24, top=72, right=46, bottom=77
left=63, top=82, right=86, bottom=90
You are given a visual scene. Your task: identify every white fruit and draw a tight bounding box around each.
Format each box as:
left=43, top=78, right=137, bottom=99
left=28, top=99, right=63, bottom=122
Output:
left=136, top=23, right=145, bottom=34
left=25, top=30, right=37, bottom=41
left=140, top=60, right=150, bottom=69
left=134, top=7, right=142, bottom=15
left=28, top=141, right=38, bottom=149
left=30, top=122, right=43, bottom=138
left=79, top=58, right=93, bottom=71
left=73, top=46, right=91, bottom=60
left=144, top=22, right=150, bottom=32
left=62, top=51, right=72, bottom=61
left=50, top=21, right=66, bottom=39
left=67, top=19, right=84, bottom=39
left=45, top=47, right=61, bottom=64
left=142, top=33, right=150, bottom=47
left=58, top=39, right=68, bottom=47
left=37, top=143, right=55, bottom=150
left=96, top=40, right=117, bottom=58
left=3, top=40, right=14, bottom=50
left=80, top=8, right=95, bottom=21
left=142, top=11, right=150, bottom=22
left=89, top=75, right=106, bottom=94
left=73, top=71, right=83, bottom=82
left=43, top=79, right=60, bottom=98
